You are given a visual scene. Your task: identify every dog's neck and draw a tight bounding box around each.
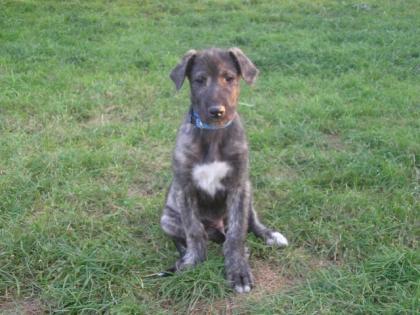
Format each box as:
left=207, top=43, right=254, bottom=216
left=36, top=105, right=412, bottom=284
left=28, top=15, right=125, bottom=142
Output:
left=185, top=111, right=247, bottom=163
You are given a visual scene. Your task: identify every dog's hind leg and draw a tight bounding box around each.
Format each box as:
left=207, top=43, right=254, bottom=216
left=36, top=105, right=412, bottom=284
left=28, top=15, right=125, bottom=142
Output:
left=248, top=197, right=288, bottom=247
left=161, top=182, right=208, bottom=271
left=161, top=206, right=187, bottom=257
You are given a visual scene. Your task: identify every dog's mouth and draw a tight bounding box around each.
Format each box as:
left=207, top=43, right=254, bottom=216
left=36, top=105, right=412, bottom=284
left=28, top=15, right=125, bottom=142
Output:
left=209, top=116, right=227, bottom=124
left=207, top=113, right=235, bottom=126
left=191, top=110, right=236, bottom=130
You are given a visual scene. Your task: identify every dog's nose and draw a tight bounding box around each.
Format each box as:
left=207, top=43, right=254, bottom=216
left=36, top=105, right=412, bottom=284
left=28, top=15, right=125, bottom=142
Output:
left=208, top=106, right=226, bottom=118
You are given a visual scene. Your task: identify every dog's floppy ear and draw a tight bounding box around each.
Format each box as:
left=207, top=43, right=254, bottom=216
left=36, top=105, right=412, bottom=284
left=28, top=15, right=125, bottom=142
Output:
left=170, top=49, right=197, bottom=90
left=229, top=47, right=259, bottom=85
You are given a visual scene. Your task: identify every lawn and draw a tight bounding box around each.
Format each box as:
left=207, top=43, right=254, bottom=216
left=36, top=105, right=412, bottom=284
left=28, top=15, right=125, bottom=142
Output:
left=0, top=0, right=419, bottom=314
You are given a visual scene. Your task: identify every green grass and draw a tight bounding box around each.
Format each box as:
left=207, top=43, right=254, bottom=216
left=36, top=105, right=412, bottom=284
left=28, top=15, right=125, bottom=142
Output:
left=0, top=0, right=419, bottom=313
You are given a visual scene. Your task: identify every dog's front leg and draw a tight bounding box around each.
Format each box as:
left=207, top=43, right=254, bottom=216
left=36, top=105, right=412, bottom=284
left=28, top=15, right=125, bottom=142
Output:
left=224, top=185, right=253, bottom=293
left=175, top=187, right=207, bottom=270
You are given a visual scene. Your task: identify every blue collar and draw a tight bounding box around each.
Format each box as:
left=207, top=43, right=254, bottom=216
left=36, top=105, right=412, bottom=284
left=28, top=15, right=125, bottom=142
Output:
left=190, top=110, right=234, bottom=130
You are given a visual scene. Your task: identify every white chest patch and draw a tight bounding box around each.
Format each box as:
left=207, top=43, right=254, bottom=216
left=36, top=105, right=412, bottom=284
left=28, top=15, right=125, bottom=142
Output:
left=192, top=161, right=231, bottom=197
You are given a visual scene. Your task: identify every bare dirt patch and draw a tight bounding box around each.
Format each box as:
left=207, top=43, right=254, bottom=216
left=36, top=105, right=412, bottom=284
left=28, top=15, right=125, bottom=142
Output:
left=0, top=298, right=45, bottom=315
left=250, top=259, right=295, bottom=296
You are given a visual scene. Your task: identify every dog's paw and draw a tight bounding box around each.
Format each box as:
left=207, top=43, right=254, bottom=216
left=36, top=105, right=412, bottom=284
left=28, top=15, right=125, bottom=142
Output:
left=266, top=231, right=288, bottom=247
left=226, top=258, right=254, bottom=293
left=175, top=252, right=201, bottom=271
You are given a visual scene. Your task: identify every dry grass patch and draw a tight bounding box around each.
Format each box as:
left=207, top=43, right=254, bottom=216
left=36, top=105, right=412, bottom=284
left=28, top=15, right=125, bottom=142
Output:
left=84, top=105, right=124, bottom=127
left=324, top=133, right=345, bottom=151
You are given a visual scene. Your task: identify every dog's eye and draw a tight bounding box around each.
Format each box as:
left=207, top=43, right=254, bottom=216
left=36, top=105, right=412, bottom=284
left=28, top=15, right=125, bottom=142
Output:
left=194, top=76, right=207, bottom=84
left=225, top=76, right=235, bottom=83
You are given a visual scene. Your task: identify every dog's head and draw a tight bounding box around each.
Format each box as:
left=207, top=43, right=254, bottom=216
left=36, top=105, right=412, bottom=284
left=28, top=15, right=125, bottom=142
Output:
left=170, top=48, right=259, bottom=128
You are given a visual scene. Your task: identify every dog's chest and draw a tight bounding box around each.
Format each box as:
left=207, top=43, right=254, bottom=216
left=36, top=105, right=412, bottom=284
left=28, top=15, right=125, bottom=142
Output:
left=192, top=161, right=231, bottom=197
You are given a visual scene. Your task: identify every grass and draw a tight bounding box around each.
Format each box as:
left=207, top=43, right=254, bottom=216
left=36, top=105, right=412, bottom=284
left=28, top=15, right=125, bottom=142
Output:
left=0, top=0, right=419, bottom=313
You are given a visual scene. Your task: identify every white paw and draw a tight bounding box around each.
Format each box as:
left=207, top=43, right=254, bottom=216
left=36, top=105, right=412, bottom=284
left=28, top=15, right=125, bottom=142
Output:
left=266, top=231, right=288, bottom=247
left=235, top=284, right=251, bottom=293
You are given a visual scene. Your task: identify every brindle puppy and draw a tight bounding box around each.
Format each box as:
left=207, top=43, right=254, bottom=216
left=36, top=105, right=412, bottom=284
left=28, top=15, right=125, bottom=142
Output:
left=161, top=48, right=288, bottom=293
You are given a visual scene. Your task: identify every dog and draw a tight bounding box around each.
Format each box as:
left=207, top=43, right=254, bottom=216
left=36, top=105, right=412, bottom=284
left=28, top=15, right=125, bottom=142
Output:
left=160, top=47, right=288, bottom=293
